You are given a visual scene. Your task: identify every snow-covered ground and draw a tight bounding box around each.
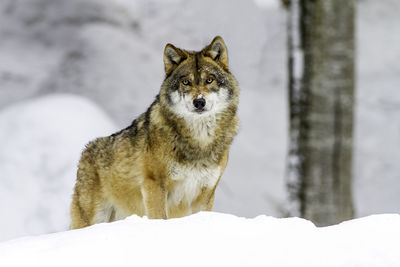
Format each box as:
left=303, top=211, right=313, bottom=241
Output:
left=0, top=0, right=399, bottom=242
left=1, top=212, right=400, bottom=267
left=0, top=94, right=117, bottom=241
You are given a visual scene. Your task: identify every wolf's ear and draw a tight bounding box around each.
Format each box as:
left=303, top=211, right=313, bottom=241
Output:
left=164, top=44, right=186, bottom=76
left=204, top=36, right=229, bottom=69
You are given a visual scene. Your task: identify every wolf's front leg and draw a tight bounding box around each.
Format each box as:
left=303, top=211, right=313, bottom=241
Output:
left=142, top=178, right=167, bottom=219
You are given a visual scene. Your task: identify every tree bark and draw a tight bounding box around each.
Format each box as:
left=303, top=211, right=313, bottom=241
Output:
left=286, top=0, right=355, bottom=226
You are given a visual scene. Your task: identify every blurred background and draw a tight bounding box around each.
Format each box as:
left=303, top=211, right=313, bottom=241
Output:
left=0, top=0, right=399, bottom=241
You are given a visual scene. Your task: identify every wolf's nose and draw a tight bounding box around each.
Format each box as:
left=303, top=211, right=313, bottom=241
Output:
left=193, top=98, right=206, bottom=110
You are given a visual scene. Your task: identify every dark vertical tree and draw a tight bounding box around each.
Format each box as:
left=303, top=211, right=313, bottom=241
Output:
left=286, top=0, right=355, bottom=226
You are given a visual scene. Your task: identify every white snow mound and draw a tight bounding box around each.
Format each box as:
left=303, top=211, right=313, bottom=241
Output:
left=0, top=94, right=117, bottom=241
left=0, top=212, right=399, bottom=267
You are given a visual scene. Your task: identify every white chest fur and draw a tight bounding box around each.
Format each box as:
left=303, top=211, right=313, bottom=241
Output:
left=167, top=163, right=221, bottom=207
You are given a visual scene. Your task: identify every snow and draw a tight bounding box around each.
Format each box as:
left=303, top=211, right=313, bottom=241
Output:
left=253, top=0, right=280, bottom=9
left=0, top=212, right=399, bottom=267
left=353, top=0, right=400, bottom=217
left=0, top=94, right=117, bottom=241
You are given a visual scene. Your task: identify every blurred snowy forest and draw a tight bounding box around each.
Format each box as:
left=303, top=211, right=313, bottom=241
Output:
left=0, top=0, right=399, bottom=241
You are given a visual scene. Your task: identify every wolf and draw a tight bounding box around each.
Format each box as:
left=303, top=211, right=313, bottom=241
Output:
left=70, top=36, right=239, bottom=229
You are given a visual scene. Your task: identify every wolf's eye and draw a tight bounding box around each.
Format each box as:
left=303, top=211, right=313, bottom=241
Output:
left=182, top=79, right=190, bottom=86
left=206, top=77, right=214, bottom=84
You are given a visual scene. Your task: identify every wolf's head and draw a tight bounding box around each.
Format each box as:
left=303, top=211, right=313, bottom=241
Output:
left=160, top=36, right=239, bottom=119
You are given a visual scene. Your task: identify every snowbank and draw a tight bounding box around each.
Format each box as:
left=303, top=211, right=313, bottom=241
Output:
left=0, top=212, right=399, bottom=267
left=0, top=94, right=117, bottom=241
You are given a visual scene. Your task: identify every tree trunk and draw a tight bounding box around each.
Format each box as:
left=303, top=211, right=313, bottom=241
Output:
left=286, top=0, right=355, bottom=226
